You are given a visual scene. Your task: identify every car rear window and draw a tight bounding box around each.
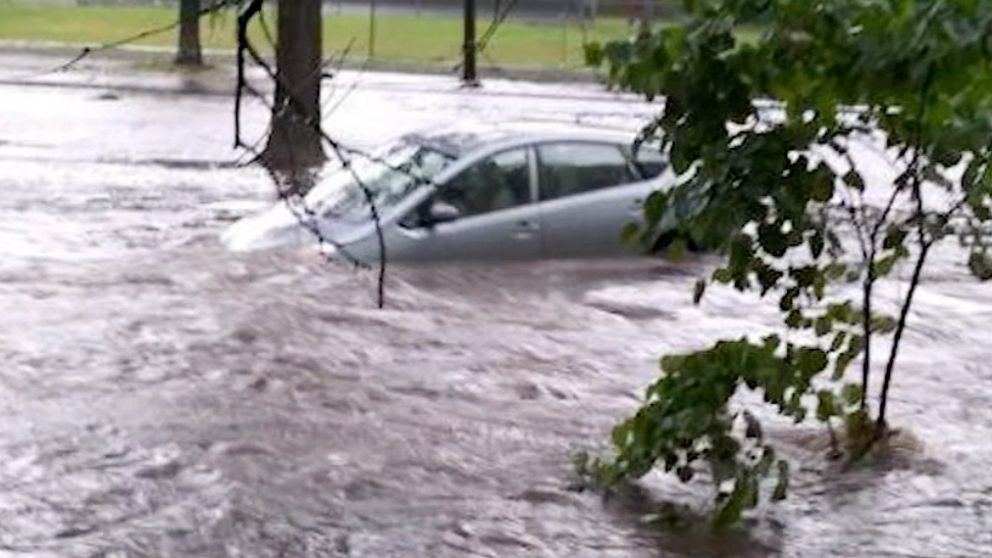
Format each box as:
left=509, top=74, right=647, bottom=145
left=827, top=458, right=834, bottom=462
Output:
left=537, top=142, right=633, bottom=201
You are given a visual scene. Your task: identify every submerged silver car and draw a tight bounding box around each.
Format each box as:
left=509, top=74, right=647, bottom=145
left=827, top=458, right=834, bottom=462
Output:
left=222, top=124, right=675, bottom=261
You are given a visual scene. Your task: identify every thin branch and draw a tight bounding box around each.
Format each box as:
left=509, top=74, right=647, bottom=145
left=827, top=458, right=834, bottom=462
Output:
left=258, top=6, right=277, bottom=53
left=477, top=0, right=520, bottom=55
left=236, top=38, right=356, bottom=166
left=234, top=0, right=265, bottom=149
left=235, top=5, right=390, bottom=307
left=876, top=171, right=931, bottom=429
left=874, top=60, right=936, bottom=425
left=261, top=152, right=368, bottom=268
left=451, top=0, right=519, bottom=74
left=858, top=151, right=911, bottom=409
left=828, top=138, right=870, bottom=261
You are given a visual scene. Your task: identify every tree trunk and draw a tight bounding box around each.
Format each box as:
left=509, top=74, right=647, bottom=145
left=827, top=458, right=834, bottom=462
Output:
left=263, top=0, right=326, bottom=171
left=175, top=0, right=203, bottom=66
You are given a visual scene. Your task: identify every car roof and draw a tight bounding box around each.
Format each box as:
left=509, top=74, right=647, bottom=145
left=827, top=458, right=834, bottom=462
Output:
left=403, top=122, right=638, bottom=159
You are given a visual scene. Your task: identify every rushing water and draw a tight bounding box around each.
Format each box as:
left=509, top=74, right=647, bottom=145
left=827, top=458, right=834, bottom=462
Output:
left=0, top=62, right=990, bottom=558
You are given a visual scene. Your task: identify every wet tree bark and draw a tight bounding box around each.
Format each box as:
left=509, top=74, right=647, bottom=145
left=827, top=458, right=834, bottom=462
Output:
left=263, top=0, right=326, bottom=171
left=175, top=0, right=203, bottom=66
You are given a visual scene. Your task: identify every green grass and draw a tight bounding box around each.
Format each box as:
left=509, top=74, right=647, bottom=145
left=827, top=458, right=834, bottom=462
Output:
left=0, top=3, right=641, bottom=69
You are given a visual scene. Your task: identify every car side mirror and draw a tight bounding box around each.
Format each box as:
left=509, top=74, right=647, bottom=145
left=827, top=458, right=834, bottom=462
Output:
left=425, top=201, right=461, bottom=226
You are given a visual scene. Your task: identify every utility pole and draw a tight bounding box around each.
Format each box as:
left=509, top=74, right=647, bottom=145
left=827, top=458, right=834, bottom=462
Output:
left=462, top=0, right=478, bottom=85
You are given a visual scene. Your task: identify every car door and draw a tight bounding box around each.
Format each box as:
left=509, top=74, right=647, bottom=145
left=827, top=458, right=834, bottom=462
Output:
left=395, top=147, right=541, bottom=261
left=535, top=141, right=661, bottom=258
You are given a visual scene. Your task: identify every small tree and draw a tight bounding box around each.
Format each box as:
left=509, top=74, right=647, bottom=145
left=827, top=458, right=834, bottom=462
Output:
left=175, top=0, right=203, bottom=66
left=582, top=0, right=992, bottom=525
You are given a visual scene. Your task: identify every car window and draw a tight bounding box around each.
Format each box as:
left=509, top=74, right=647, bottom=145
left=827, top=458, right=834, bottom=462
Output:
left=632, top=146, right=668, bottom=179
left=306, top=142, right=453, bottom=223
left=434, top=148, right=531, bottom=218
left=537, top=142, right=633, bottom=201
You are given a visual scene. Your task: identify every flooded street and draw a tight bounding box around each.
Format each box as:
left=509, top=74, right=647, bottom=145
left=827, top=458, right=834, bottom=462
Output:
left=0, top=57, right=990, bottom=557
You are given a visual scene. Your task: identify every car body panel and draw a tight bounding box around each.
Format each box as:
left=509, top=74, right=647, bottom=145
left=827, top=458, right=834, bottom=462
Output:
left=221, top=124, right=679, bottom=262
left=537, top=178, right=660, bottom=258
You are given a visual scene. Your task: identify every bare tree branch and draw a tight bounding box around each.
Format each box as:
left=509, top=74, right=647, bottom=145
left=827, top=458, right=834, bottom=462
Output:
left=235, top=4, right=391, bottom=307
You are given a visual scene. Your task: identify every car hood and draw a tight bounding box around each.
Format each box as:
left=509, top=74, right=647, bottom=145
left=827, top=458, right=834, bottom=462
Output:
left=220, top=203, right=365, bottom=252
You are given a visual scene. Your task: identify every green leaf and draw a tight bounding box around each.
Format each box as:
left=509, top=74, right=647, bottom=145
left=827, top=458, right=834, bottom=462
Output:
left=816, top=389, right=838, bottom=421
left=791, top=266, right=818, bottom=288
left=584, top=42, right=605, bottom=66
left=670, top=139, right=694, bottom=175
left=763, top=334, right=781, bottom=352
left=573, top=451, right=590, bottom=475
left=873, top=254, right=898, bottom=279
left=830, top=331, right=847, bottom=351
left=809, top=231, right=825, bottom=259
left=962, top=157, right=983, bottom=191
left=871, top=315, right=897, bottom=334
left=755, top=262, right=784, bottom=295
left=810, top=165, right=835, bottom=202
left=844, top=409, right=871, bottom=443
left=620, top=222, right=641, bottom=245
left=729, top=234, right=755, bottom=273
left=848, top=335, right=865, bottom=354
left=826, top=301, right=855, bottom=324
left=758, top=222, right=788, bottom=257
left=714, top=481, right=750, bottom=528
left=841, top=383, right=863, bottom=407
left=785, top=309, right=804, bottom=329
left=843, top=169, right=865, bottom=191
left=968, top=251, right=992, bottom=281
left=611, top=422, right=631, bottom=448
left=667, top=237, right=688, bottom=261
left=923, top=165, right=953, bottom=189
left=644, top=190, right=669, bottom=226
left=833, top=352, right=854, bottom=380
left=813, top=273, right=827, bottom=300
left=833, top=335, right=864, bottom=380
left=796, top=348, right=828, bottom=377
left=825, top=263, right=847, bottom=280
left=779, top=287, right=799, bottom=311
left=883, top=225, right=908, bottom=251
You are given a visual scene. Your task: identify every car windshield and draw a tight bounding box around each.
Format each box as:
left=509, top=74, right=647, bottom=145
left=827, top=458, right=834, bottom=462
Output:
left=305, top=141, right=454, bottom=223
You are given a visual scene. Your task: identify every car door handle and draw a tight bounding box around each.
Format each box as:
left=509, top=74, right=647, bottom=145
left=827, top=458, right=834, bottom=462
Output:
left=629, top=198, right=646, bottom=215
left=512, top=219, right=539, bottom=240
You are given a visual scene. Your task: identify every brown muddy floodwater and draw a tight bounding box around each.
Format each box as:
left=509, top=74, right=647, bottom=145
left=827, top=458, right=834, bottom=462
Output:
left=0, top=65, right=990, bottom=558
